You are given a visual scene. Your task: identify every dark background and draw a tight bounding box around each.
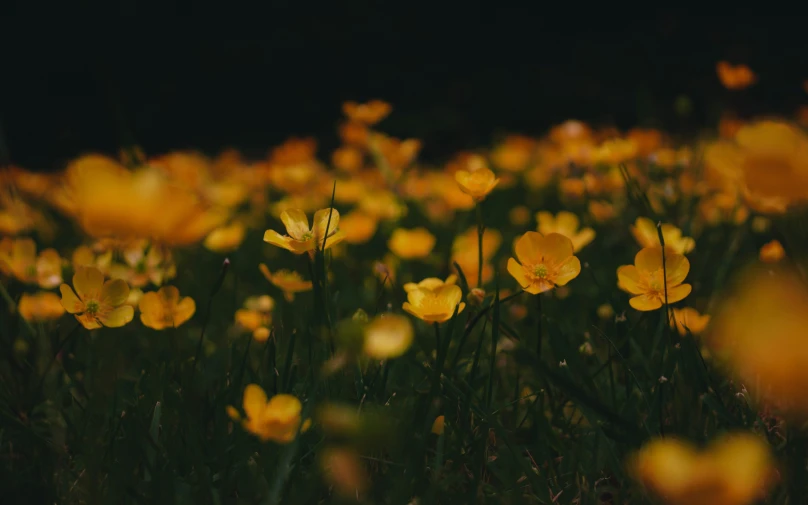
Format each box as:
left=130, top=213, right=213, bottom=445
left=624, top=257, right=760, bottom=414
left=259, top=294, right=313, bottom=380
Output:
left=3, top=8, right=807, bottom=170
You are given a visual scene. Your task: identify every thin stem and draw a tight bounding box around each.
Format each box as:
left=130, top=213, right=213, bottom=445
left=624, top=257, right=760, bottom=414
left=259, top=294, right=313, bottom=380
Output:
left=0, top=279, right=36, bottom=335
left=536, top=293, right=543, bottom=358
left=475, top=203, right=485, bottom=288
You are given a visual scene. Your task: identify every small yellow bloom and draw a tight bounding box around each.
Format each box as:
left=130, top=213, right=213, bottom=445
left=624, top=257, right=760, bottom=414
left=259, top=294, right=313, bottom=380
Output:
left=671, top=307, right=710, bottom=336
left=108, top=242, right=175, bottom=288
left=536, top=211, right=595, bottom=252
left=342, top=99, right=392, bottom=125
left=263, top=208, right=345, bottom=255
left=235, top=295, right=274, bottom=340
left=138, top=285, right=196, bottom=330
left=631, top=217, right=695, bottom=254
left=388, top=227, right=436, bottom=260
left=403, top=274, right=457, bottom=293
left=0, top=237, right=63, bottom=289
left=402, top=284, right=465, bottom=323
left=18, top=292, right=65, bottom=322
left=716, top=61, right=757, bottom=90
left=204, top=221, right=246, bottom=253
left=59, top=266, right=134, bottom=329
left=363, top=313, right=414, bottom=359
left=454, top=166, right=500, bottom=202
left=631, top=433, right=772, bottom=505
left=491, top=135, right=535, bottom=172
left=617, top=247, right=691, bottom=311
left=340, top=211, right=378, bottom=245
left=71, top=245, right=113, bottom=273
left=431, top=415, right=445, bottom=435
left=229, top=384, right=308, bottom=443
left=507, top=232, right=581, bottom=295
left=759, top=239, right=786, bottom=263
left=259, top=264, right=313, bottom=301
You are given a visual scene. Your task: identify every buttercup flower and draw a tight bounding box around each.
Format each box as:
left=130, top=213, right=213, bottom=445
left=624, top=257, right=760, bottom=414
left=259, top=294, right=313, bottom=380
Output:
left=138, top=285, right=196, bottom=330
left=716, top=61, right=757, bottom=90
left=228, top=384, right=309, bottom=443
left=507, top=232, right=581, bottom=295
left=631, top=433, right=772, bottom=505
left=617, top=247, right=691, bottom=311
left=402, top=284, right=465, bottom=323
left=59, top=266, right=134, bottom=329
left=18, top=292, right=65, bottom=322
left=759, top=240, right=786, bottom=263
left=363, top=313, right=414, bottom=359
left=264, top=208, right=345, bottom=255
left=454, top=165, right=500, bottom=202
left=259, top=264, right=313, bottom=301
left=235, top=295, right=275, bottom=341
left=342, top=100, right=392, bottom=125
left=388, top=228, right=436, bottom=260
left=0, top=237, right=63, bottom=288
left=403, top=274, right=457, bottom=293
left=671, top=307, right=710, bottom=336
left=108, top=242, right=175, bottom=288
left=631, top=217, right=695, bottom=254
left=536, top=211, right=595, bottom=252
left=339, top=211, right=378, bottom=245
left=204, top=221, right=246, bottom=253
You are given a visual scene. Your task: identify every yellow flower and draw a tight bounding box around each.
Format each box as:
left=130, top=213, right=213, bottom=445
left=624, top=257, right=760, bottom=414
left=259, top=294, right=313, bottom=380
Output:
left=108, top=242, right=175, bottom=288
left=630, top=217, right=695, bottom=254
left=358, top=191, right=407, bottom=221
left=671, top=307, right=711, bottom=336
left=229, top=384, right=309, bottom=443
left=402, top=284, right=465, bottom=323
left=235, top=295, right=275, bottom=341
left=454, top=166, right=500, bottom=202
left=342, top=99, right=392, bottom=125
left=18, top=292, right=65, bottom=322
left=507, top=232, right=581, bottom=295
left=491, top=135, right=536, bottom=172
left=536, top=211, right=595, bottom=252
left=403, top=274, right=457, bottom=293
left=259, top=264, right=313, bottom=301
left=363, top=313, right=414, bottom=359
left=204, top=221, right=246, bottom=253
left=388, top=228, right=436, bottom=260
left=59, top=266, right=134, bottom=329
left=716, top=61, right=757, bottom=90
left=263, top=208, right=345, bottom=255
left=759, top=239, right=786, bottom=263
left=631, top=433, right=772, bottom=505
left=617, top=247, right=691, bottom=311
left=138, top=286, right=196, bottom=330
left=588, top=200, right=617, bottom=223
left=0, top=237, right=63, bottom=289
left=431, top=415, right=445, bottom=435
left=71, top=245, right=113, bottom=273
left=339, top=211, right=378, bottom=245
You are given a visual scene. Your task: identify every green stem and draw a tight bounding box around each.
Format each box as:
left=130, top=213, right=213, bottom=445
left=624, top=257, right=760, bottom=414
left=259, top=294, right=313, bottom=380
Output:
left=475, top=203, right=485, bottom=287
left=536, top=293, right=543, bottom=358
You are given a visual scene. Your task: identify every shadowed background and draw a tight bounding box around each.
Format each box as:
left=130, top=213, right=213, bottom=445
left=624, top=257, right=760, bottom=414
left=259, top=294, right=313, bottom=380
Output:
left=3, top=8, right=807, bottom=169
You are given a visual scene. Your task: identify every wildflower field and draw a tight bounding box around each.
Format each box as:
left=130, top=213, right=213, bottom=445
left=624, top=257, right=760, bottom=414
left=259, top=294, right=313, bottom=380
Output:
left=4, top=71, right=808, bottom=505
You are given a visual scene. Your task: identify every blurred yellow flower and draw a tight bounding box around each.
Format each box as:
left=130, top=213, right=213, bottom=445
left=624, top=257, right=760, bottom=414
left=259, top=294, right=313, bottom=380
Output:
left=588, top=200, right=617, bottom=223
left=108, top=242, right=175, bottom=288
left=59, top=266, right=134, bottom=329
left=363, top=313, right=414, bottom=359
left=235, top=295, right=275, bottom=341
left=454, top=165, right=500, bottom=202
left=71, top=245, right=112, bottom=273
left=431, top=415, right=445, bottom=435
left=491, top=135, right=535, bottom=172
left=716, top=61, right=757, bottom=90
left=671, top=307, right=710, bottom=336
left=138, top=285, right=196, bottom=330
left=332, top=146, right=364, bottom=173
left=18, top=292, right=65, bottom=322
left=617, top=247, right=691, bottom=311
left=342, top=99, right=392, bottom=125
left=0, top=237, right=63, bottom=289
left=402, top=284, right=465, bottom=323
left=631, top=217, right=695, bottom=254
left=339, top=211, right=378, bottom=245
left=264, top=208, right=345, bottom=255
left=536, top=211, right=595, bottom=252
left=228, top=384, right=309, bottom=444
left=507, top=232, right=581, bottom=295
left=320, top=447, right=369, bottom=498
left=204, top=221, right=246, bottom=253
left=358, top=191, right=407, bottom=221
left=631, top=433, right=772, bottom=505
left=259, top=264, right=313, bottom=301
left=759, top=239, right=786, bottom=263
left=388, top=228, right=436, bottom=260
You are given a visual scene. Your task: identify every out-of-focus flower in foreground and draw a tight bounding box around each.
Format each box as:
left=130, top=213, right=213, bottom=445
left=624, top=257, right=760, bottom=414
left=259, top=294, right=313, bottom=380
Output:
left=536, top=211, right=595, bottom=252
left=402, top=283, right=465, bottom=323
left=227, top=384, right=309, bottom=444
left=59, top=266, right=134, bottom=329
left=18, top=292, right=65, bottom=322
left=708, top=266, right=808, bottom=416
left=263, top=208, right=345, bottom=255
left=759, top=239, right=786, bottom=263
left=671, top=307, right=710, bottom=336
left=617, top=247, right=691, bottom=311
left=716, top=61, right=757, bottom=90
left=631, top=217, right=695, bottom=254
left=138, top=285, right=196, bottom=330
left=363, top=313, right=414, bottom=359
left=631, top=433, right=773, bottom=505
left=507, top=232, right=581, bottom=295
left=204, top=221, right=246, bottom=253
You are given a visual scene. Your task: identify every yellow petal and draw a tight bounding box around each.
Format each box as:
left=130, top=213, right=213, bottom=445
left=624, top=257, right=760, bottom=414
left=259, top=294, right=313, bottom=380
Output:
left=312, top=208, right=341, bottom=243
left=76, top=313, right=103, bottom=329
left=101, top=305, right=134, bottom=327
left=630, top=294, right=663, bottom=311
left=263, top=229, right=296, bottom=251
left=617, top=265, right=645, bottom=295
left=572, top=227, right=596, bottom=252
left=507, top=257, right=530, bottom=289
left=664, top=254, right=690, bottom=286
left=555, top=211, right=581, bottom=236
left=101, top=279, right=130, bottom=307
left=280, top=209, right=311, bottom=240
left=635, top=247, right=663, bottom=273
left=159, top=285, right=181, bottom=306
left=535, top=211, right=554, bottom=232
left=73, top=266, right=104, bottom=301
left=173, top=296, right=196, bottom=326
left=553, top=256, right=581, bottom=286
left=666, top=284, right=692, bottom=304
left=60, top=284, right=85, bottom=314
left=540, top=233, right=575, bottom=264
left=514, top=231, right=543, bottom=264
left=243, top=384, right=268, bottom=421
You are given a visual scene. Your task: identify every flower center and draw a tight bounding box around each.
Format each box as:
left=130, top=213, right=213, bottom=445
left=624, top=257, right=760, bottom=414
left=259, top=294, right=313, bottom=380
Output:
left=532, top=264, right=548, bottom=279
left=301, top=231, right=313, bottom=241
left=86, top=300, right=100, bottom=315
